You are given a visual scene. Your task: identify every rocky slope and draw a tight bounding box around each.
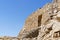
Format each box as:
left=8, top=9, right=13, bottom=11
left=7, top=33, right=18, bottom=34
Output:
left=18, top=0, right=60, bottom=40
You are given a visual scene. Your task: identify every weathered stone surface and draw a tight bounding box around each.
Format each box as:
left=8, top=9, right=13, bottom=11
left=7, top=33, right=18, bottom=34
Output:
left=18, top=0, right=60, bottom=40
left=0, top=36, right=20, bottom=40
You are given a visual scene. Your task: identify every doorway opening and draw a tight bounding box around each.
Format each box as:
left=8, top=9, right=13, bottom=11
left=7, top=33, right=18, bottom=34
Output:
left=38, top=15, right=42, bottom=26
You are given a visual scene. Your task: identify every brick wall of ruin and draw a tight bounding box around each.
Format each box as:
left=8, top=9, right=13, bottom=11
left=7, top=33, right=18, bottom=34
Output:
left=18, top=8, right=44, bottom=38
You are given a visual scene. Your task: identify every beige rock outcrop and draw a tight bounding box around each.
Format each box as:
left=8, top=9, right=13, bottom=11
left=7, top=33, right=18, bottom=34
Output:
left=18, top=0, right=60, bottom=40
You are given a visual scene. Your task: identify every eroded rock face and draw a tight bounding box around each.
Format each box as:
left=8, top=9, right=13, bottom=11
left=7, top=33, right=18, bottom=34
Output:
left=18, top=0, right=60, bottom=40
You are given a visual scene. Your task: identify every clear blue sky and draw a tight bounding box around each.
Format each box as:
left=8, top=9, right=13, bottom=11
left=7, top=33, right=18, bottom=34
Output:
left=0, top=0, right=52, bottom=36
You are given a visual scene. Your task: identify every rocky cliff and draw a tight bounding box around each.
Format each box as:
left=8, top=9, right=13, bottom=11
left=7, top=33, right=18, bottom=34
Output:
left=18, top=0, right=60, bottom=40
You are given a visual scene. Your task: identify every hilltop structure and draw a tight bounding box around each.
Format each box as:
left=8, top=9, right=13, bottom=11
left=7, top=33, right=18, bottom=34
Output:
left=0, top=0, right=60, bottom=40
